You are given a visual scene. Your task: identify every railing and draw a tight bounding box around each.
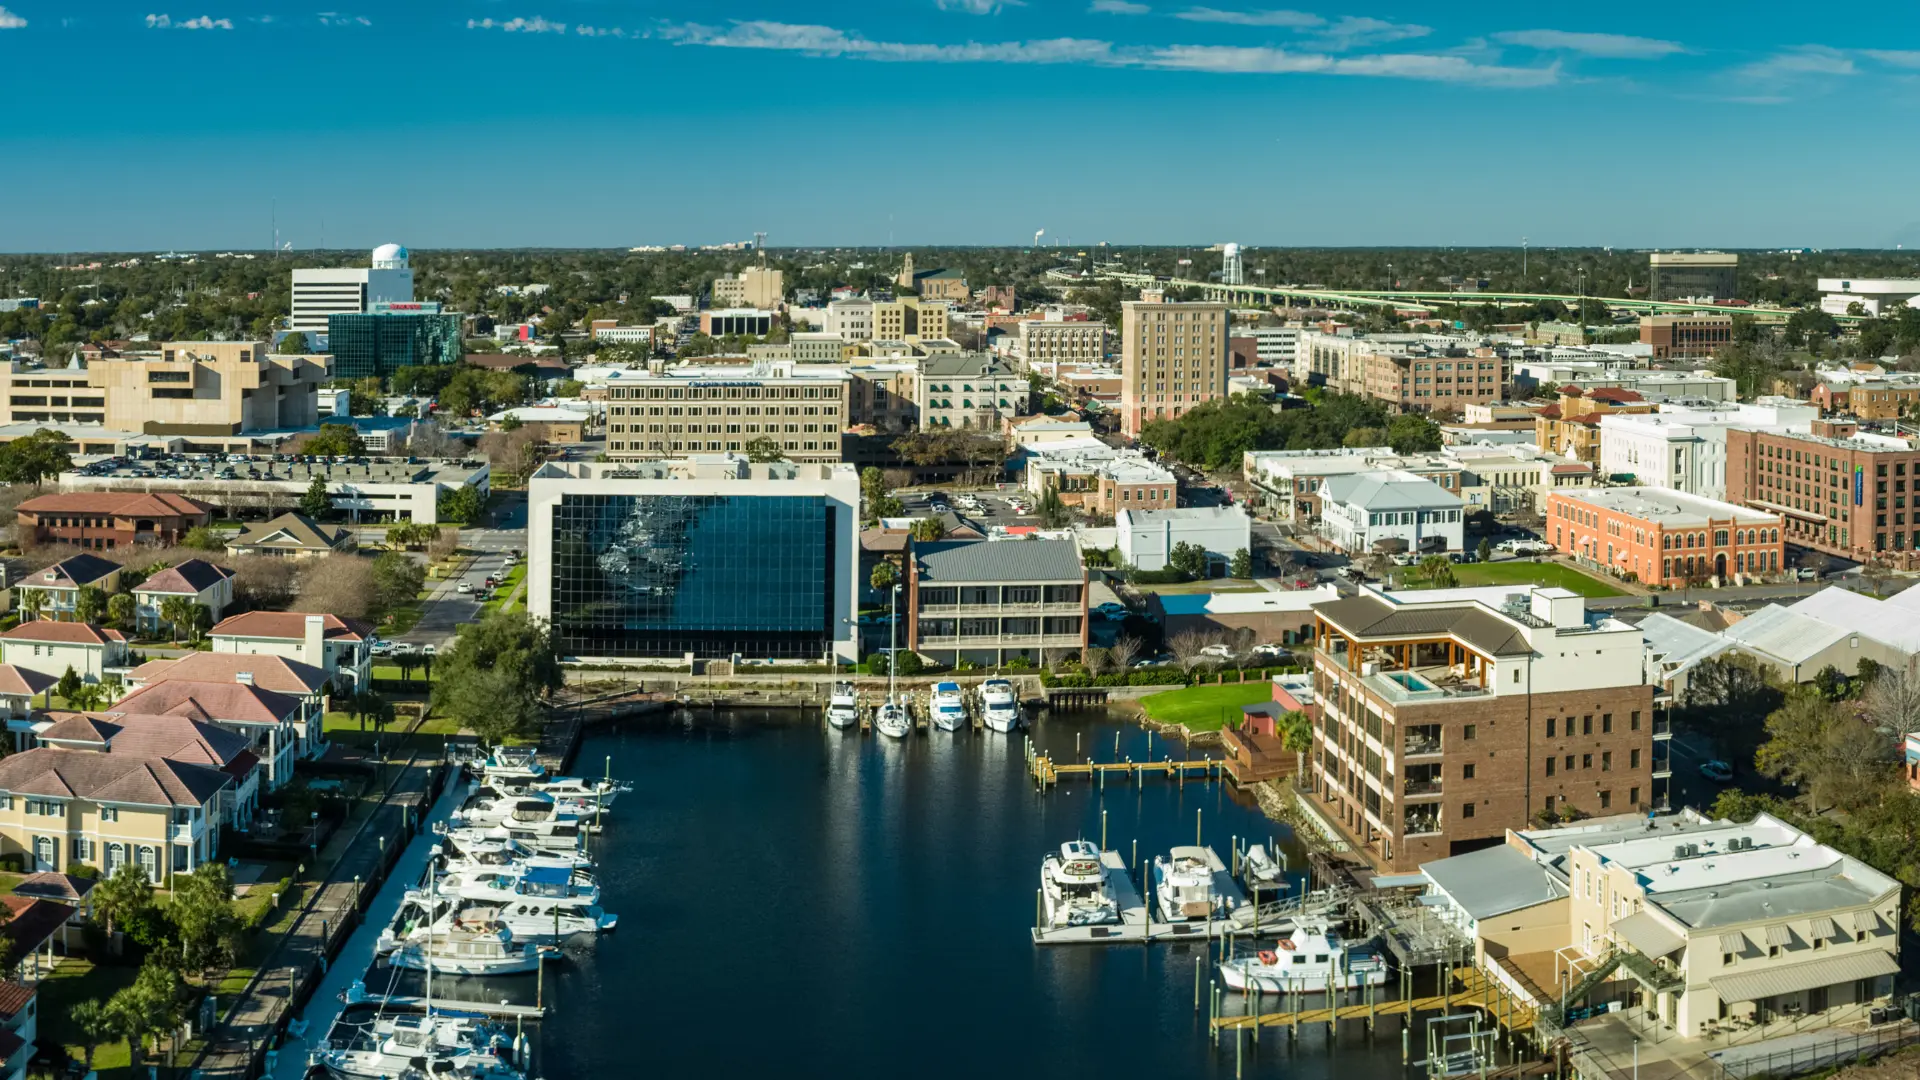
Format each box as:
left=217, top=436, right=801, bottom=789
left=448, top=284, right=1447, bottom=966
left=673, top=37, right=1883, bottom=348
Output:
left=1653, top=714, right=1672, bottom=737
left=1404, top=815, right=1442, bottom=836
left=1402, top=737, right=1442, bottom=756
left=1711, top=1020, right=1920, bottom=1080
left=171, top=821, right=198, bottom=841
left=1403, top=778, right=1443, bottom=797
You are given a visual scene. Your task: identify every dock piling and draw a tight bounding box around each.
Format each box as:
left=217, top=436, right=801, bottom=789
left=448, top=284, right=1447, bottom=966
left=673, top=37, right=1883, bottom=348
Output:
left=1101, top=809, right=1107, bottom=853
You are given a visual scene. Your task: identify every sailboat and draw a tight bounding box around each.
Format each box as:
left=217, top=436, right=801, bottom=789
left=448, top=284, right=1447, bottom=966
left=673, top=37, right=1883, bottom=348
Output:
left=875, top=584, right=911, bottom=738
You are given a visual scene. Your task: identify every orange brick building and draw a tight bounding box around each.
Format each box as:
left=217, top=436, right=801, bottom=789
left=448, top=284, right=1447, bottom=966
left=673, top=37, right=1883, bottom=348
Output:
left=1547, top=487, right=1783, bottom=588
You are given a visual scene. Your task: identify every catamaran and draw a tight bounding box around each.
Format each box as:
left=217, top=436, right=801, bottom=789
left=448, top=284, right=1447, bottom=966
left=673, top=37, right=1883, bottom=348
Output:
left=929, top=682, right=967, bottom=731
left=1218, top=920, right=1389, bottom=993
left=979, top=678, right=1021, bottom=733
left=1040, top=840, right=1120, bottom=928
left=827, top=682, right=860, bottom=728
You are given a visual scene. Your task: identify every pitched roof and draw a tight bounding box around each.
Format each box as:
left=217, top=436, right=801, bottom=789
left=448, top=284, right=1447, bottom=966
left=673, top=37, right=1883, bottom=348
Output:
left=17, top=491, right=212, bottom=518
left=0, top=897, right=69, bottom=954
left=1421, top=843, right=1565, bottom=920
left=913, top=538, right=1083, bottom=584
left=37, top=714, right=121, bottom=746
left=1312, top=593, right=1534, bottom=657
left=111, top=679, right=302, bottom=725
left=1723, top=604, right=1850, bottom=667
left=29, top=553, right=120, bottom=589
left=0, top=664, right=55, bottom=698
left=13, top=872, right=94, bottom=904
left=228, top=511, right=352, bottom=552
left=129, top=652, right=330, bottom=696
left=209, top=611, right=371, bottom=642
left=96, top=711, right=253, bottom=768
left=0, top=746, right=230, bottom=806
left=0, top=622, right=125, bottom=646
left=134, top=558, right=236, bottom=596
left=1320, top=470, right=1462, bottom=512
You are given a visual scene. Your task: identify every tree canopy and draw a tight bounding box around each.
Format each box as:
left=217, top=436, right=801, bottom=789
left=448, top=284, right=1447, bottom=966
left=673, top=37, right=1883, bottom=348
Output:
left=0, top=428, right=73, bottom=484
left=430, top=611, right=565, bottom=743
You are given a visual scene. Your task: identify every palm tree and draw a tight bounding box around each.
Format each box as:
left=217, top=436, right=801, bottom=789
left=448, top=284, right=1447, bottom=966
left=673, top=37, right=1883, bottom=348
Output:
left=72, top=585, right=107, bottom=625
left=106, top=592, right=135, bottom=632
left=70, top=999, right=111, bottom=1074
left=1418, top=555, right=1457, bottom=588
left=158, top=597, right=192, bottom=644
left=15, top=588, right=45, bottom=622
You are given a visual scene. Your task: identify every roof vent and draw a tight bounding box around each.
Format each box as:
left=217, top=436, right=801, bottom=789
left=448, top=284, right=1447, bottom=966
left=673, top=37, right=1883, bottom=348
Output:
left=235, top=672, right=254, bottom=685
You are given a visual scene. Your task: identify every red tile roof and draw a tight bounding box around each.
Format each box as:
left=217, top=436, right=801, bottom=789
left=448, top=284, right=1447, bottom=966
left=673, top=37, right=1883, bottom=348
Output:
left=12, top=873, right=93, bottom=903
left=0, top=622, right=125, bottom=645
left=0, top=982, right=32, bottom=1022
left=128, top=653, right=329, bottom=696
left=17, top=492, right=212, bottom=518
left=0, top=897, right=72, bottom=954
left=208, top=611, right=371, bottom=642
left=1537, top=404, right=1563, bottom=419
left=0, top=747, right=230, bottom=806
left=112, top=679, right=303, bottom=725
left=0, top=665, right=55, bottom=698
left=1586, top=387, right=1645, bottom=404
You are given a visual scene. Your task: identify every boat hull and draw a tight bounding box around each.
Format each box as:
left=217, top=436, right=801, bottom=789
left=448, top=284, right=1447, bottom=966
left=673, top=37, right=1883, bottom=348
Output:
left=1218, top=960, right=1390, bottom=994
left=389, top=950, right=546, bottom=976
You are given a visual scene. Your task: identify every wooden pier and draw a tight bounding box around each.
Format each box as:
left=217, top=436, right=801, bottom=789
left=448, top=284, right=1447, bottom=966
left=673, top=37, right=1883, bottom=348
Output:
left=1027, top=741, right=1225, bottom=788
left=1209, top=964, right=1536, bottom=1037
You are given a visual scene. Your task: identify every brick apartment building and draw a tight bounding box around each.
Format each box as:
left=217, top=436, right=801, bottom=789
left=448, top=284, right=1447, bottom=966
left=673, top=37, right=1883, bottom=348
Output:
left=1546, top=487, right=1783, bottom=588
left=1725, top=420, right=1920, bottom=566
left=1535, top=386, right=1655, bottom=464
left=1809, top=378, right=1920, bottom=419
left=1120, top=301, right=1228, bottom=438
left=1306, top=586, right=1658, bottom=872
left=1639, top=314, right=1734, bottom=360
left=14, top=492, right=213, bottom=550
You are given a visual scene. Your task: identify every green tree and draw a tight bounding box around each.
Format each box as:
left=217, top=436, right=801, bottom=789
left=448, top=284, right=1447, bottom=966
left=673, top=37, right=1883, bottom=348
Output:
left=1230, top=548, right=1254, bottom=579
left=552, top=379, right=585, bottom=398
left=106, top=591, right=135, bottom=631
left=170, top=862, right=240, bottom=974
left=13, top=588, right=44, bottom=622
left=0, top=428, right=73, bottom=484
left=1812, top=664, right=1851, bottom=702
left=870, top=560, right=899, bottom=592
left=1477, top=537, right=1492, bottom=563
left=274, top=331, right=310, bottom=354
left=745, top=437, right=786, bottom=463
left=499, top=414, right=524, bottom=432
left=870, top=495, right=904, bottom=520
left=181, top=525, right=225, bottom=551
left=70, top=998, right=112, bottom=1073
left=92, top=862, right=154, bottom=936
left=301, top=424, right=366, bottom=457
left=299, top=476, right=331, bottom=520
left=55, top=666, right=82, bottom=704
left=158, top=596, right=196, bottom=644
left=909, top=517, right=947, bottom=542
left=1756, top=689, right=1846, bottom=810
left=1279, top=709, right=1314, bottom=752
left=1385, top=413, right=1442, bottom=454
left=370, top=551, right=426, bottom=617
left=437, top=486, right=483, bottom=525
left=429, top=611, right=564, bottom=743
left=1343, top=426, right=1385, bottom=449
left=72, top=585, right=107, bottom=625
left=1419, top=555, right=1457, bottom=588
left=1036, top=486, right=1070, bottom=529
left=1168, top=541, right=1208, bottom=580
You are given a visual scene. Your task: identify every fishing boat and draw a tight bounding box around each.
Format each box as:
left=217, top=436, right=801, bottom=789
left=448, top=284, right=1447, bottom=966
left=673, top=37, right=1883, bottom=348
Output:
left=1040, top=840, right=1119, bottom=928
left=874, top=700, right=911, bottom=738
left=388, top=918, right=559, bottom=976
left=929, top=682, right=967, bottom=731
left=979, top=678, right=1021, bottom=733
left=1152, top=846, right=1231, bottom=923
left=1242, top=844, right=1286, bottom=889
left=1218, top=920, right=1389, bottom=993
left=827, top=682, right=860, bottom=728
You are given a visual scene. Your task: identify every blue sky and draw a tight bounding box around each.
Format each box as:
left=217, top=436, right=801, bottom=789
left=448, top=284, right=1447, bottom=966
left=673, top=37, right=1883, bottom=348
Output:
left=10, top=1, right=1920, bottom=250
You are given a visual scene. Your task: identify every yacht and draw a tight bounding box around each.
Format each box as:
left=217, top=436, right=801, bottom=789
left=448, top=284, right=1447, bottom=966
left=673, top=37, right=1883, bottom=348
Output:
left=435, top=834, right=594, bottom=873
left=874, top=699, right=911, bottom=739
left=1040, top=840, right=1120, bottom=928
left=379, top=888, right=616, bottom=950
left=827, top=682, right=860, bottom=729
left=434, top=863, right=601, bottom=907
left=478, top=748, right=629, bottom=809
left=979, top=679, right=1021, bottom=733
left=314, top=1011, right=520, bottom=1080
left=1152, top=846, right=1230, bottom=923
left=388, top=919, right=559, bottom=976
left=1241, top=844, right=1286, bottom=889
left=454, top=790, right=592, bottom=837
left=1218, top=921, right=1390, bottom=994
left=436, top=821, right=587, bottom=858
left=929, top=682, right=967, bottom=731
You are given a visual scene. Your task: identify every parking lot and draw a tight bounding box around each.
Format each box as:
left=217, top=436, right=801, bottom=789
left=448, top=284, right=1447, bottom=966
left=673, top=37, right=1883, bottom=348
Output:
left=895, top=488, right=1043, bottom=527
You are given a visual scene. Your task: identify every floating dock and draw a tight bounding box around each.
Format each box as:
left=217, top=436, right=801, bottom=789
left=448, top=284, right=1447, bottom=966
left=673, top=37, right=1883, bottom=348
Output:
left=356, top=994, right=547, bottom=1019
left=1033, top=848, right=1256, bottom=946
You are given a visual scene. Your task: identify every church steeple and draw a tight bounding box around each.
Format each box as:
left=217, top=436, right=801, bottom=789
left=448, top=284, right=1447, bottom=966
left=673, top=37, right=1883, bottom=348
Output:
left=897, top=252, right=915, bottom=289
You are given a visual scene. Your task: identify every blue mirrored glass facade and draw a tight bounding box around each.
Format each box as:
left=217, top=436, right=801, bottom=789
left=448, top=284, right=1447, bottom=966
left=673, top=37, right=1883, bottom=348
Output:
left=548, top=492, right=836, bottom=659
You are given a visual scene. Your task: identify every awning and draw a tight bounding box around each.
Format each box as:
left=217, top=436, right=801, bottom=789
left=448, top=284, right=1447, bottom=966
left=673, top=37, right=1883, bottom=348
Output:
left=1764, top=924, right=1794, bottom=947
left=1849, top=910, right=1881, bottom=934
left=1613, top=911, right=1685, bottom=959
left=1719, top=932, right=1748, bottom=954
left=1808, top=916, right=1838, bottom=941
left=1709, top=950, right=1898, bottom=1005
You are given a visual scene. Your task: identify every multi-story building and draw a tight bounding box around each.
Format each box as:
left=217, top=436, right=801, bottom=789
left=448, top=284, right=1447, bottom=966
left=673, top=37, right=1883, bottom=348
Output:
left=1247, top=324, right=1302, bottom=368
left=711, top=267, right=785, bottom=309
left=897, top=254, right=970, bottom=303
left=0, top=622, right=129, bottom=684
left=14, top=492, right=211, bottom=550
left=1022, top=441, right=1175, bottom=516
left=328, top=304, right=463, bottom=381
left=112, top=677, right=309, bottom=788
left=1319, top=470, right=1465, bottom=555
left=57, top=454, right=489, bottom=525
left=16, top=554, right=122, bottom=621
left=1306, top=585, right=1658, bottom=871
left=1640, top=314, right=1734, bottom=359
left=1117, top=506, right=1252, bottom=573
left=1547, top=487, right=1783, bottom=588
left=1448, top=448, right=1596, bottom=516
left=529, top=457, right=859, bottom=663
left=871, top=298, right=949, bottom=342
left=1598, top=400, right=1818, bottom=500
left=845, top=363, right=918, bottom=433
left=905, top=539, right=1087, bottom=666
left=790, top=332, right=845, bottom=364
left=1648, top=251, right=1738, bottom=301
left=1536, top=387, right=1656, bottom=464
left=824, top=299, right=874, bottom=341
left=0, top=740, right=230, bottom=883
left=130, top=558, right=236, bottom=633
left=1810, top=376, right=1920, bottom=419
left=289, top=243, right=414, bottom=336
left=699, top=309, right=776, bottom=337
left=1361, top=348, right=1510, bottom=414
left=1120, top=300, right=1228, bottom=438
left=1017, top=319, right=1107, bottom=366
left=1242, top=448, right=1471, bottom=524
left=209, top=611, right=372, bottom=698
left=1819, top=277, right=1920, bottom=317
left=0, top=342, right=327, bottom=435
left=1724, top=422, right=1920, bottom=565
left=600, top=361, right=850, bottom=462
left=914, top=353, right=1027, bottom=430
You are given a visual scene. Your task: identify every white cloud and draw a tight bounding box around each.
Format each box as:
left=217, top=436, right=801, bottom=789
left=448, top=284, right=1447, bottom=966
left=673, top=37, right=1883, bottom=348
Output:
left=1089, top=0, right=1150, bottom=12
left=1493, top=29, right=1685, bottom=59
left=1305, top=15, right=1429, bottom=50
left=1862, top=50, right=1920, bottom=69
left=937, top=0, right=1024, bottom=12
left=657, top=21, right=1113, bottom=64
left=316, top=12, right=371, bottom=26
left=1740, top=45, right=1855, bottom=79
left=1173, top=7, right=1322, bottom=27
left=575, top=24, right=625, bottom=37
left=146, top=14, right=234, bottom=29
left=1144, top=43, right=1557, bottom=85
left=0, top=7, right=26, bottom=28
left=468, top=15, right=567, bottom=33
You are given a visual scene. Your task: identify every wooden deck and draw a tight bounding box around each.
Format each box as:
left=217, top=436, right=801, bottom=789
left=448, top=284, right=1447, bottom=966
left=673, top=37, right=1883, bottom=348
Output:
left=1026, top=742, right=1225, bottom=788
left=1212, top=964, right=1537, bottom=1036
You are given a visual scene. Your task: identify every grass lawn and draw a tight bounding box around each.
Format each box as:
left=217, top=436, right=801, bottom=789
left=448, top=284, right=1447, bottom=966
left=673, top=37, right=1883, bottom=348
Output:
left=1403, top=560, right=1626, bottom=599
left=1138, top=682, right=1275, bottom=732
left=39, top=958, right=140, bottom=1078
left=480, top=563, right=527, bottom=616
left=1128, top=579, right=1267, bottom=595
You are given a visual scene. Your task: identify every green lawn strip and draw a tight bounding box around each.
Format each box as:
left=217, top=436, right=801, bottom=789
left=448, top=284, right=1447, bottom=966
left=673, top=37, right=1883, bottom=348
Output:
left=39, top=958, right=140, bottom=1077
left=1138, top=682, right=1275, bottom=732
left=1402, top=560, right=1625, bottom=599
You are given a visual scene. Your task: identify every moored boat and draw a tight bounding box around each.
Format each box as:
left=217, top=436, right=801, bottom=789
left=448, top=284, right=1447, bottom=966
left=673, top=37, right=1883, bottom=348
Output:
left=979, top=678, right=1021, bottom=733
left=1040, top=839, right=1119, bottom=927
left=827, top=682, right=859, bottom=728
left=1218, top=920, right=1389, bottom=993
left=929, top=682, right=967, bottom=731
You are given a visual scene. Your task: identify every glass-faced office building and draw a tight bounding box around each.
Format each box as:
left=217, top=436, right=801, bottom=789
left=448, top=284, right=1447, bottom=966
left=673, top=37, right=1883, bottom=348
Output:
left=529, top=460, right=860, bottom=663
left=327, top=310, right=462, bottom=380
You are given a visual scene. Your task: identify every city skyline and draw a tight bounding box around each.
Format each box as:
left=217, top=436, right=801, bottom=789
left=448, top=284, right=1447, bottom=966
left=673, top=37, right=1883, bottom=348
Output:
left=8, top=0, right=1920, bottom=251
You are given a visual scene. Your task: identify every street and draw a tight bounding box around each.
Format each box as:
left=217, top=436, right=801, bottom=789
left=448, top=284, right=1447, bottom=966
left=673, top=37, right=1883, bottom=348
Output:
left=389, top=492, right=528, bottom=647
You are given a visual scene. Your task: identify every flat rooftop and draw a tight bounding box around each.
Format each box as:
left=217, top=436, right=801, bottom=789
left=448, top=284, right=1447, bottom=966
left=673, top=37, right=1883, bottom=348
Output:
left=1555, top=485, right=1777, bottom=526
left=69, top=452, right=486, bottom=486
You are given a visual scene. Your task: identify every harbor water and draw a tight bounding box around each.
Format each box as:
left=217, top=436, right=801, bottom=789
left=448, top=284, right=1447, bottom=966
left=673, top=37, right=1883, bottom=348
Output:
left=516, top=707, right=1421, bottom=1080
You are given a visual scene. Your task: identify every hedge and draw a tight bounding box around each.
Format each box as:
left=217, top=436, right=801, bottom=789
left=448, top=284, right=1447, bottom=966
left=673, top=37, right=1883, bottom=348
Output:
left=1039, top=664, right=1302, bottom=689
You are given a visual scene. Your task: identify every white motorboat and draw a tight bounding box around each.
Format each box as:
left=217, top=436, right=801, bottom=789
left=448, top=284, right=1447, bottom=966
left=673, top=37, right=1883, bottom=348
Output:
left=827, top=682, right=860, bottom=728
left=479, top=748, right=629, bottom=808
left=1242, top=844, right=1286, bottom=889
left=379, top=889, right=617, bottom=950
left=435, top=863, right=601, bottom=907
left=1152, top=846, right=1231, bottom=923
left=314, top=1010, right=519, bottom=1080
left=1040, top=840, right=1120, bottom=928
left=1218, top=920, right=1390, bottom=993
left=435, top=834, right=594, bottom=873
left=437, top=821, right=587, bottom=858
left=454, top=789, right=592, bottom=835
left=929, top=682, right=967, bottom=731
left=388, top=918, right=559, bottom=976
left=979, top=678, right=1021, bottom=733
left=874, top=700, right=911, bottom=739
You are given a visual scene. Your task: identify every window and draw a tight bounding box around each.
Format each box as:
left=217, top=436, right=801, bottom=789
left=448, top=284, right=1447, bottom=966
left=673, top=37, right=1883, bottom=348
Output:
left=1630, top=786, right=1640, bottom=805
left=1462, top=803, right=1475, bottom=819
left=1630, top=749, right=1641, bottom=769
left=1631, top=710, right=1641, bottom=731
left=1582, top=715, right=1593, bottom=735
left=100, top=806, right=118, bottom=822
left=1723, top=952, right=1736, bottom=966
left=1546, top=717, right=1556, bottom=737
left=1546, top=757, right=1556, bottom=777
left=1463, top=724, right=1476, bottom=741
left=1599, top=790, right=1612, bottom=809
left=1602, top=713, right=1613, bottom=734
left=1582, top=753, right=1593, bottom=770
left=1462, top=764, right=1476, bottom=780
left=1602, top=751, right=1612, bottom=771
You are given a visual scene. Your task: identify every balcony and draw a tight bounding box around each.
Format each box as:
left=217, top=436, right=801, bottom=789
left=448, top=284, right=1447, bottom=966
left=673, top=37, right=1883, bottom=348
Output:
left=1404, top=808, right=1442, bottom=836
left=1652, top=714, right=1672, bottom=738
left=1403, top=778, right=1443, bottom=798
left=1402, top=726, right=1443, bottom=757
left=1651, top=751, right=1672, bottom=778
left=171, top=820, right=199, bottom=841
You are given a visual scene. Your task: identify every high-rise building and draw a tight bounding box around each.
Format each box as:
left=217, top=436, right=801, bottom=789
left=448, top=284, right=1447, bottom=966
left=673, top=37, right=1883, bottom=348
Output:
left=289, top=244, right=414, bottom=336
left=1120, top=300, right=1227, bottom=438
left=599, top=361, right=850, bottom=462
left=711, top=267, right=785, bottom=309
left=1647, top=252, right=1738, bottom=301
left=528, top=457, right=859, bottom=662
left=326, top=303, right=462, bottom=380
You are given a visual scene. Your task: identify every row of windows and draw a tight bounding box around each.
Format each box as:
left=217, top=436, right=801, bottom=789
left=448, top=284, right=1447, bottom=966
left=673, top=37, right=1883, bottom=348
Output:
left=1543, top=711, right=1641, bottom=737
left=608, top=424, right=829, bottom=435
left=1544, top=749, right=1638, bottom=776
left=608, top=386, right=842, bottom=401
left=918, top=585, right=1083, bottom=606
left=609, top=405, right=832, bottom=417
left=916, top=616, right=1083, bottom=638
left=605, top=440, right=829, bottom=453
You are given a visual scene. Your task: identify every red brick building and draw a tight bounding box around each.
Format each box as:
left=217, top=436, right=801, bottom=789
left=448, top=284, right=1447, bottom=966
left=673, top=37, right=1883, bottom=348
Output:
left=1725, top=423, right=1920, bottom=566
left=15, top=492, right=212, bottom=550
left=1546, top=487, right=1783, bottom=588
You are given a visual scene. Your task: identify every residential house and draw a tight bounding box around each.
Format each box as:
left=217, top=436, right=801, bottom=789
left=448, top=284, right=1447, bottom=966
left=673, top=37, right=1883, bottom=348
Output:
left=1116, top=506, right=1253, bottom=574
left=0, top=744, right=230, bottom=884
left=125, top=651, right=332, bottom=758
left=224, top=511, right=354, bottom=559
left=905, top=539, right=1087, bottom=666
left=0, top=623, right=129, bottom=683
left=13, top=491, right=211, bottom=551
left=131, top=558, right=237, bottom=633
left=0, top=980, right=36, bottom=1080
left=0, top=667, right=54, bottom=752
left=109, top=677, right=305, bottom=789
left=15, top=554, right=121, bottom=622
left=209, top=612, right=373, bottom=695
left=36, top=711, right=260, bottom=828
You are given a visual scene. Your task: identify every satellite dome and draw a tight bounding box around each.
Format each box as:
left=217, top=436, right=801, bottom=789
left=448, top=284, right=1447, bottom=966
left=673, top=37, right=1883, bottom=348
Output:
left=371, top=243, right=409, bottom=269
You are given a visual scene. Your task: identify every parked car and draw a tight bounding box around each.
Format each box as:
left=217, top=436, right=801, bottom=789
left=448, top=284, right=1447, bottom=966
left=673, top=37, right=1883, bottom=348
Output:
left=457, top=581, right=474, bottom=594
left=1092, top=602, right=1130, bottom=620
left=1198, top=643, right=1235, bottom=659
left=370, top=639, right=395, bottom=656
left=1699, top=760, right=1734, bottom=783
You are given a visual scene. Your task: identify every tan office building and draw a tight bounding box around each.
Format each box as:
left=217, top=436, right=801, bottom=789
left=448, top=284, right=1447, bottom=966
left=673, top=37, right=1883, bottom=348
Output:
left=1018, top=320, right=1108, bottom=366
left=0, top=341, right=326, bottom=436
left=712, top=267, right=785, bottom=309
left=602, top=363, right=850, bottom=463
left=872, top=298, right=949, bottom=342
left=1120, top=301, right=1228, bottom=438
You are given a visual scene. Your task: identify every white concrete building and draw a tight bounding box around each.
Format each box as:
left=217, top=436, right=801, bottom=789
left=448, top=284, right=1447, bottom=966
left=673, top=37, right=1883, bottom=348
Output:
left=0, top=623, right=129, bottom=683
left=57, top=455, right=488, bottom=525
left=528, top=457, right=860, bottom=664
left=825, top=299, right=874, bottom=341
left=1116, top=506, right=1253, bottom=573
left=1247, top=324, right=1302, bottom=367
left=1819, top=278, right=1920, bottom=317
left=1319, top=470, right=1465, bottom=554
left=1599, top=399, right=1819, bottom=499
left=289, top=244, right=414, bottom=336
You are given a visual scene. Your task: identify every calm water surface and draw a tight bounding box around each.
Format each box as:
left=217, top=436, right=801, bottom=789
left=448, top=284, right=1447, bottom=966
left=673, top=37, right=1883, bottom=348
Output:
left=446, top=709, right=1422, bottom=1080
